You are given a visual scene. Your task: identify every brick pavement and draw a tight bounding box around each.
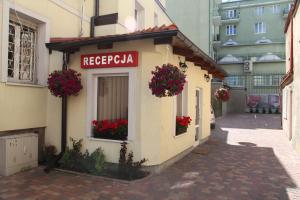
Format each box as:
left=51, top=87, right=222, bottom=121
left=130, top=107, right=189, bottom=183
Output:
left=1, top=114, right=300, bottom=200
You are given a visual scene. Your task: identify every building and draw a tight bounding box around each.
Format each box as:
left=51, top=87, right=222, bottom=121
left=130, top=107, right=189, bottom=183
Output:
left=281, top=0, right=300, bottom=155
left=165, top=0, right=213, bottom=56
left=213, top=0, right=293, bottom=114
left=0, top=0, right=225, bottom=171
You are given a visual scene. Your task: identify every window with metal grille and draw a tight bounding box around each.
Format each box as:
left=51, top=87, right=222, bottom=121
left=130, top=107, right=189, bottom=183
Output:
left=7, top=17, right=37, bottom=83
left=253, top=75, right=282, bottom=86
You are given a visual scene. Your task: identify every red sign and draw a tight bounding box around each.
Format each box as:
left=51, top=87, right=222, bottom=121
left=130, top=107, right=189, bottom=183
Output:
left=81, top=51, right=138, bottom=69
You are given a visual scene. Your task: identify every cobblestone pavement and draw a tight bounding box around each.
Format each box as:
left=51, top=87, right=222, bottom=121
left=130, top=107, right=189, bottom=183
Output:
left=1, top=114, right=300, bottom=200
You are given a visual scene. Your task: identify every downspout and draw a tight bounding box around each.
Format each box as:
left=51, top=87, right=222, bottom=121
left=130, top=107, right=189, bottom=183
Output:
left=44, top=52, right=70, bottom=173
left=90, top=0, right=100, bottom=37
left=61, top=52, right=69, bottom=153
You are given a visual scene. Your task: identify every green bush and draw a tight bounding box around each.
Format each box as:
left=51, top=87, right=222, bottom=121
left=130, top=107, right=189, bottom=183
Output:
left=117, top=142, right=147, bottom=180
left=59, top=138, right=106, bottom=175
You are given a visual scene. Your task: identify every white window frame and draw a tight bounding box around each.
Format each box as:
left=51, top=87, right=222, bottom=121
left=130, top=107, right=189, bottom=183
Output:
left=255, top=22, right=266, bottom=34
left=1, top=1, right=50, bottom=86
left=173, top=82, right=188, bottom=138
left=86, top=68, right=137, bottom=142
left=226, top=25, right=237, bottom=36
left=135, top=1, right=145, bottom=30
left=256, top=6, right=264, bottom=16
left=272, top=4, right=280, bottom=14
left=154, top=12, right=158, bottom=27
left=226, top=9, right=237, bottom=19
left=8, top=17, right=37, bottom=83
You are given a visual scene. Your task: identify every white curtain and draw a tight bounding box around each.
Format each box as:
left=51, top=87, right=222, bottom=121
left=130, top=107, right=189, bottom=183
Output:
left=97, top=76, right=128, bottom=121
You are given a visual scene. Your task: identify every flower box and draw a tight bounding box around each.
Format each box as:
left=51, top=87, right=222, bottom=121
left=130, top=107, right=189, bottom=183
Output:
left=92, top=119, right=128, bottom=141
left=176, top=116, right=192, bottom=136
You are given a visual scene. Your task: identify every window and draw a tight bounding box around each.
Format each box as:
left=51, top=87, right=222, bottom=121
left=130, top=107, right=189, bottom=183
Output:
left=226, top=25, right=237, bottom=36
left=175, top=84, right=188, bottom=136
left=253, top=75, right=282, bottom=86
left=135, top=1, right=145, bottom=30
left=255, top=22, right=266, bottom=34
left=225, top=76, right=245, bottom=87
left=272, top=4, right=280, bottom=14
left=226, top=9, right=237, bottom=19
left=97, top=76, right=128, bottom=121
left=154, top=13, right=158, bottom=26
left=8, top=15, right=37, bottom=83
left=95, top=75, right=129, bottom=140
left=256, top=6, right=264, bottom=16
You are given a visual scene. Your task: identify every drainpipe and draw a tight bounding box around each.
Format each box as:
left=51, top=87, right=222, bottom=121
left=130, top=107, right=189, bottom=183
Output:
left=90, top=0, right=100, bottom=37
left=61, top=52, right=69, bottom=152
left=44, top=52, right=69, bottom=173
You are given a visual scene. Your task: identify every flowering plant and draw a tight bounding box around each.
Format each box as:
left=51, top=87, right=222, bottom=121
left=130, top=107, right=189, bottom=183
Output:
left=176, top=116, right=192, bottom=135
left=48, top=69, right=83, bottom=97
left=214, top=87, right=230, bottom=102
left=92, top=119, right=128, bottom=140
left=149, top=64, right=186, bottom=97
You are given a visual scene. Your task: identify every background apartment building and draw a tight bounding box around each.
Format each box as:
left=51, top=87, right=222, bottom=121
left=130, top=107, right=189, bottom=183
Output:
left=212, top=0, right=293, bottom=113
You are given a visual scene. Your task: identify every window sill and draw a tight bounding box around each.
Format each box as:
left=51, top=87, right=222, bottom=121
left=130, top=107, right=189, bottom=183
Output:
left=87, top=137, right=130, bottom=143
left=174, top=132, right=187, bottom=139
left=5, top=82, right=46, bottom=88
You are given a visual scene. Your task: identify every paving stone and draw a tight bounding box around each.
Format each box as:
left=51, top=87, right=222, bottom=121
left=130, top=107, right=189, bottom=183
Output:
left=0, top=114, right=300, bottom=200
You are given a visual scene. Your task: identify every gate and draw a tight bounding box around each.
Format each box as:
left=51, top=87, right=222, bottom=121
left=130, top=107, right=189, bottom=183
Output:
left=224, top=73, right=284, bottom=113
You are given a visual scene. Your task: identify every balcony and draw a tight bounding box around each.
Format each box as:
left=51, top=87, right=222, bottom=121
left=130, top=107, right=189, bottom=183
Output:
left=221, top=13, right=240, bottom=24
left=213, top=34, right=221, bottom=48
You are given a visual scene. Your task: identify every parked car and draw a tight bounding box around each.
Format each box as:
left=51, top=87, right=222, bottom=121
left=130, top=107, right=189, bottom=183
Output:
left=211, top=106, right=216, bottom=129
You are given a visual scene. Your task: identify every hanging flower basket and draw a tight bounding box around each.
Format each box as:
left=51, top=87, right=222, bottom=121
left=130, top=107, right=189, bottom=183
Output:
left=149, top=64, right=186, bottom=98
left=214, top=87, right=230, bottom=102
left=176, top=116, right=192, bottom=136
left=48, top=69, right=83, bottom=98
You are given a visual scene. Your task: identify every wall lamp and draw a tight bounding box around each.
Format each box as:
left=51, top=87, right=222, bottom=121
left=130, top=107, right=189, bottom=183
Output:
left=204, top=74, right=210, bottom=82
left=178, top=57, right=188, bottom=73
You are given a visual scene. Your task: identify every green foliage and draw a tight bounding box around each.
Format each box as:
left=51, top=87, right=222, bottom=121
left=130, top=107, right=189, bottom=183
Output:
left=118, top=142, right=147, bottom=179
left=42, top=145, right=57, bottom=163
left=59, top=138, right=106, bottom=175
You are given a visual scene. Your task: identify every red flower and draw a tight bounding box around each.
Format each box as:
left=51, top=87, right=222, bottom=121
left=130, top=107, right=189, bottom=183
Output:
left=176, top=116, right=192, bottom=128
left=149, top=64, right=186, bottom=98
left=47, top=69, right=83, bottom=98
left=214, top=88, right=230, bottom=102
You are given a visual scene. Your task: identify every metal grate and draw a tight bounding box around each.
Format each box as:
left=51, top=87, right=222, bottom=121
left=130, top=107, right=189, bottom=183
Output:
left=7, top=18, right=37, bottom=82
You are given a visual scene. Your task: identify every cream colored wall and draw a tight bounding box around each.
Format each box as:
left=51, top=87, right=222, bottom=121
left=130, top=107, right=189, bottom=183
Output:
left=95, top=0, right=172, bottom=36
left=283, top=7, right=300, bottom=155
left=46, top=39, right=211, bottom=165
left=0, top=0, right=92, bottom=133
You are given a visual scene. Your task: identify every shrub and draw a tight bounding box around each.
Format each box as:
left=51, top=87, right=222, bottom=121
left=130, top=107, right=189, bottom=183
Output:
left=118, top=142, right=147, bottom=179
left=59, top=138, right=106, bottom=175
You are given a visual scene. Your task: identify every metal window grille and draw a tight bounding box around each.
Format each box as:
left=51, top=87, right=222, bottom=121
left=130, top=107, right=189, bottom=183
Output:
left=7, top=17, right=37, bottom=83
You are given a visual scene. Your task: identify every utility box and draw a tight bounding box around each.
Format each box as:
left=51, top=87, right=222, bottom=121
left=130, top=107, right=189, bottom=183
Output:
left=0, top=133, right=38, bottom=176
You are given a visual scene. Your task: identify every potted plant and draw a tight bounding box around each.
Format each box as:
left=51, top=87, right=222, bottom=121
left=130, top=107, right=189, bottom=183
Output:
left=149, top=64, right=186, bottom=97
left=245, top=107, right=251, bottom=113
left=251, top=106, right=257, bottom=113
left=48, top=69, right=83, bottom=97
left=92, top=119, right=128, bottom=140
left=176, top=116, right=192, bottom=136
left=214, top=87, right=230, bottom=102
